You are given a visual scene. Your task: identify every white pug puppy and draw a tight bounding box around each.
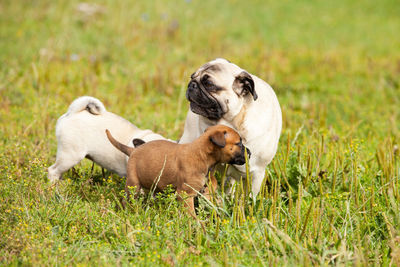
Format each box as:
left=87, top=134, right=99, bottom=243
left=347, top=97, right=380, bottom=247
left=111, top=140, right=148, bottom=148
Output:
left=48, top=96, right=167, bottom=182
left=179, top=58, right=282, bottom=197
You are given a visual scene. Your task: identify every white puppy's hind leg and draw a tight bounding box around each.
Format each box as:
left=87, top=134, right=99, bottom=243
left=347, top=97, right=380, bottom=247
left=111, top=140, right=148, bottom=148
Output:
left=48, top=150, right=86, bottom=183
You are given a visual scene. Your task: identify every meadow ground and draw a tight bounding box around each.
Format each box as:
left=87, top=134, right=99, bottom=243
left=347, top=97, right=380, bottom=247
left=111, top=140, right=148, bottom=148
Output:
left=1, top=0, right=400, bottom=265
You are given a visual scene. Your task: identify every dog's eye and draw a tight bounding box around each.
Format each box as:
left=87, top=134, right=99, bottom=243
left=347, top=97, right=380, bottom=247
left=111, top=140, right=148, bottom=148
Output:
left=201, top=75, right=214, bottom=88
left=202, top=74, right=209, bottom=81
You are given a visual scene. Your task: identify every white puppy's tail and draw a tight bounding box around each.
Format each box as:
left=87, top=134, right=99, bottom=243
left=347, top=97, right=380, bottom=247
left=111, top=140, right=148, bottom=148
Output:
left=66, top=96, right=106, bottom=115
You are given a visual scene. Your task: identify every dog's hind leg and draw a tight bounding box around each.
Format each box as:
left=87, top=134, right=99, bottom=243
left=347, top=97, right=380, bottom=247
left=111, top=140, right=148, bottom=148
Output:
left=48, top=149, right=86, bottom=183
left=125, top=164, right=141, bottom=200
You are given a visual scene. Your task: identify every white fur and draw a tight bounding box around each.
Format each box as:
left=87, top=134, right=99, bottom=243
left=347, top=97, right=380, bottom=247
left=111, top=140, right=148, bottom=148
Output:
left=179, top=58, right=282, bottom=197
left=48, top=96, right=168, bottom=182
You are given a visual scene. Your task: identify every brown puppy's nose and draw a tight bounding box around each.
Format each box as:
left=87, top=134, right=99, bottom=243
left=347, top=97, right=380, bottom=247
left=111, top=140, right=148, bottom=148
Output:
left=228, top=144, right=250, bottom=166
left=245, top=147, right=251, bottom=158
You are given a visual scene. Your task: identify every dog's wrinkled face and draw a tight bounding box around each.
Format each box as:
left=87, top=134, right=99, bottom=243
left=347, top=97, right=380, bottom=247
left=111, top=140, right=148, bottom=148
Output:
left=186, top=58, right=258, bottom=121
left=205, top=125, right=251, bottom=165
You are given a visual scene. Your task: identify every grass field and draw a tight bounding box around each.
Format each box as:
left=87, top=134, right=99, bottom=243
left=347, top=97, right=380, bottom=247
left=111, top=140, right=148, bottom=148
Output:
left=1, top=0, right=400, bottom=265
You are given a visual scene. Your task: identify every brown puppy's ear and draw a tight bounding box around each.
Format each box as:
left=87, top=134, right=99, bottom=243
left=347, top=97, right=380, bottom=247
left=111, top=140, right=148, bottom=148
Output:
left=209, top=131, right=226, bottom=148
left=233, top=71, right=257, bottom=101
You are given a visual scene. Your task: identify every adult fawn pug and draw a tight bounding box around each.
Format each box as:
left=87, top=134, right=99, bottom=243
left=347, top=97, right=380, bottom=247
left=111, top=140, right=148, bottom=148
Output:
left=180, top=58, right=282, bottom=197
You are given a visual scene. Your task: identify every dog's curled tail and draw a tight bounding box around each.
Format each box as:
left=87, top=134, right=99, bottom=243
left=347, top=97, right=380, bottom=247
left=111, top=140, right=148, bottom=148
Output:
left=67, top=96, right=106, bottom=115
left=106, top=129, right=134, bottom=156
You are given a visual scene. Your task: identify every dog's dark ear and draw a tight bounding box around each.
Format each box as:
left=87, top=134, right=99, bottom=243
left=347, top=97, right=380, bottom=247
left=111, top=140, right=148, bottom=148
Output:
left=233, top=71, right=257, bottom=101
left=209, top=131, right=226, bottom=148
left=132, top=138, right=145, bottom=147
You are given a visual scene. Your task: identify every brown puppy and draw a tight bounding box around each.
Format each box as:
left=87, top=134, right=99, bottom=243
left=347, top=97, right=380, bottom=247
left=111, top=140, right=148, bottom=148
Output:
left=105, top=125, right=250, bottom=217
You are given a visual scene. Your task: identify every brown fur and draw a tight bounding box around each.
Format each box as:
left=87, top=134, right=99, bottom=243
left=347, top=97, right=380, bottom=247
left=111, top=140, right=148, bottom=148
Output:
left=105, top=130, right=133, bottom=156
left=106, top=125, right=247, bottom=217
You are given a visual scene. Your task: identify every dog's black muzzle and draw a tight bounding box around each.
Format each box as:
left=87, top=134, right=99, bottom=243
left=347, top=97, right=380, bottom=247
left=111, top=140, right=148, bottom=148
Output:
left=186, top=80, right=224, bottom=120
left=229, top=145, right=251, bottom=165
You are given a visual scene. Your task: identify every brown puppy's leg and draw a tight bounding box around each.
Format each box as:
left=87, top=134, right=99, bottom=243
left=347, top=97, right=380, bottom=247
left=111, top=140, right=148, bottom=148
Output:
left=177, top=189, right=206, bottom=233
left=177, top=189, right=196, bottom=218
left=202, top=175, right=218, bottom=201
left=123, top=165, right=141, bottom=207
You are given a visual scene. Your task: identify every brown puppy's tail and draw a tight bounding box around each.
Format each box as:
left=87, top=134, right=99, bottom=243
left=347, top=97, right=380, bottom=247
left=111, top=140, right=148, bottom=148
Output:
left=105, top=129, right=134, bottom=156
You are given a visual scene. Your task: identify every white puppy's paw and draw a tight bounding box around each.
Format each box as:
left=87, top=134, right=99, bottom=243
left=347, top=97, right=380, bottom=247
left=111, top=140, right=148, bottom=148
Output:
left=47, top=167, right=60, bottom=183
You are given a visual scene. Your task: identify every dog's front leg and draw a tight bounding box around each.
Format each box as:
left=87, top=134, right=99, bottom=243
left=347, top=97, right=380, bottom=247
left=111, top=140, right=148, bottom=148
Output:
left=177, top=190, right=196, bottom=218
left=201, top=174, right=218, bottom=202
left=250, top=167, right=266, bottom=199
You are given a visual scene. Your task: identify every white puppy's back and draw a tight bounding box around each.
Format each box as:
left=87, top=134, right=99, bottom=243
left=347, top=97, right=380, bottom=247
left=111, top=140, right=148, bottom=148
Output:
left=48, top=96, right=167, bottom=182
left=56, top=96, right=138, bottom=148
